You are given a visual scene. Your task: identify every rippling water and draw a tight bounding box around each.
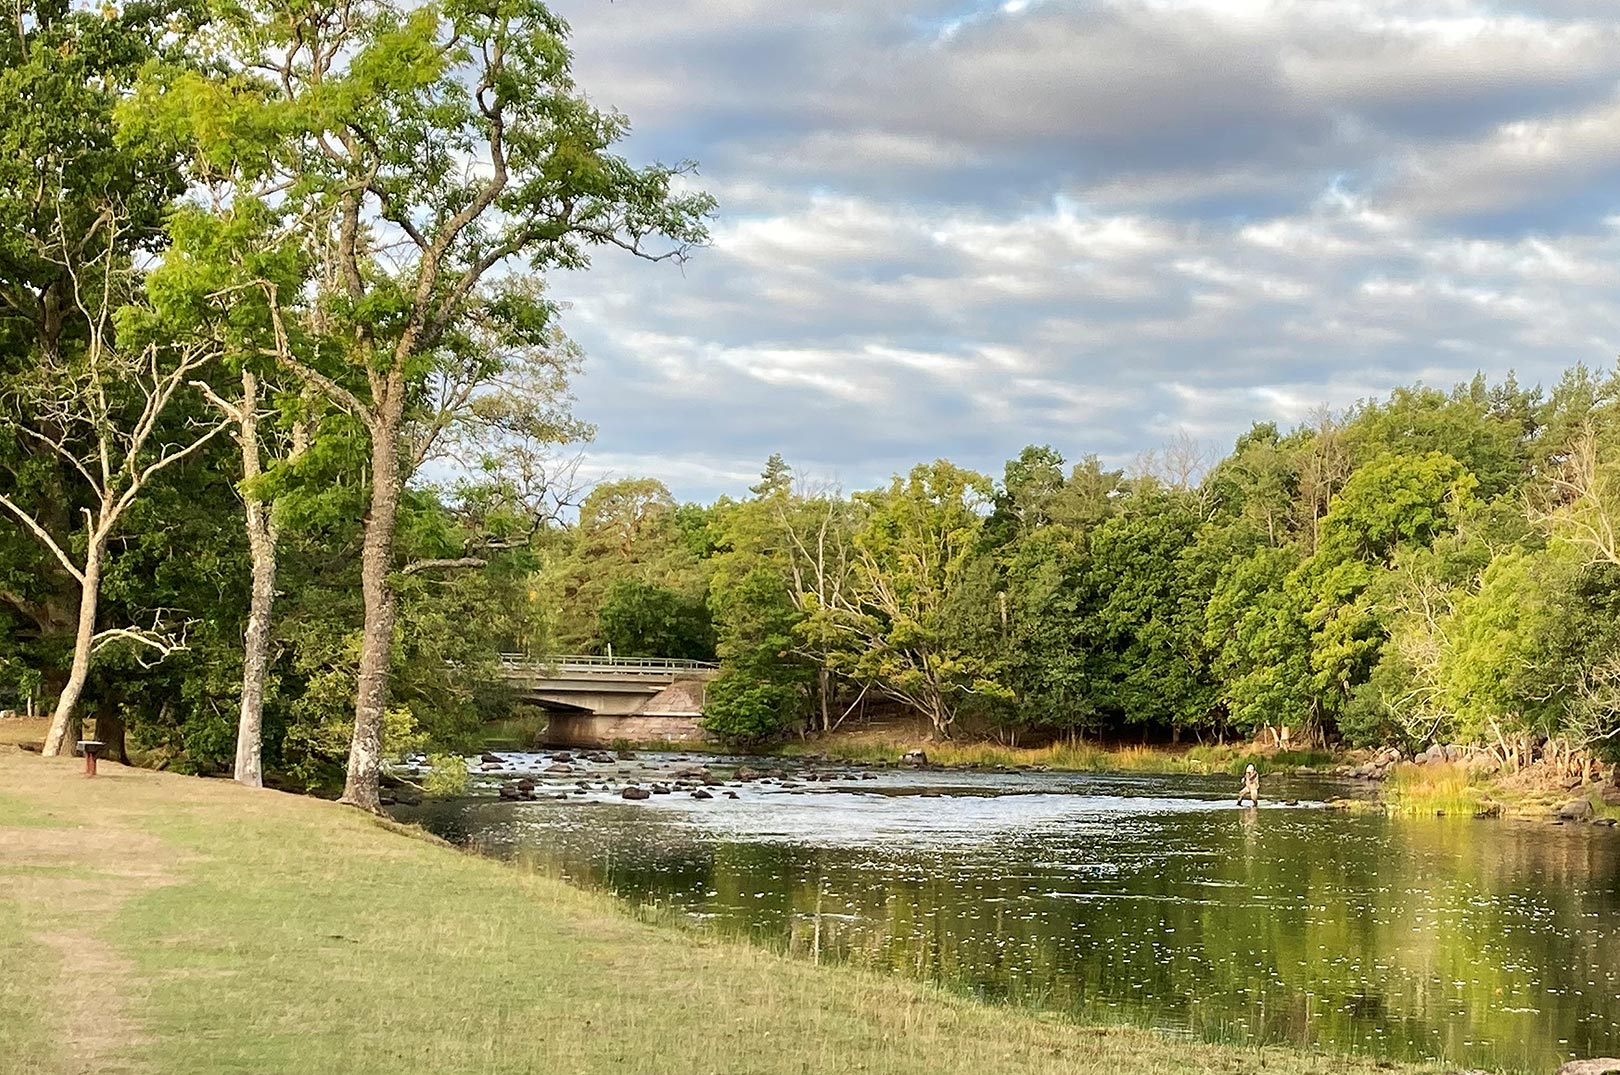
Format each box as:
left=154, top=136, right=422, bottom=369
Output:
left=392, top=753, right=1620, bottom=1072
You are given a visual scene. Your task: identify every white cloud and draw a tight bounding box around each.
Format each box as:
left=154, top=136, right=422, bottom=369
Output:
left=534, top=0, right=1620, bottom=500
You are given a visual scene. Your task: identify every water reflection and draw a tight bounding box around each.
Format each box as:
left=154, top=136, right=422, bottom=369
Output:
left=393, top=756, right=1620, bottom=1072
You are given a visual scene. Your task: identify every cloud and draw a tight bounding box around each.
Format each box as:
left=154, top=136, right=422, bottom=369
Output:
left=534, top=0, right=1620, bottom=500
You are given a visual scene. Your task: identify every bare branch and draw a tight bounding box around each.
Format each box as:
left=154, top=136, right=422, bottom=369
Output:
left=189, top=379, right=246, bottom=423
left=92, top=618, right=191, bottom=669
left=400, top=556, right=488, bottom=576
left=0, top=493, right=86, bottom=583
left=261, top=282, right=376, bottom=429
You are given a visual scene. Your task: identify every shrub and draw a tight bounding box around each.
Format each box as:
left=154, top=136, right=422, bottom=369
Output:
left=423, top=753, right=470, bottom=799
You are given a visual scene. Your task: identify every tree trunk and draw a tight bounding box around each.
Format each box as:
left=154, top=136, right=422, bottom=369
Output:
left=818, top=667, right=831, bottom=733
left=95, top=708, right=127, bottom=765
left=341, top=400, right=402, bottom=812
left=234, top=371, right=275, bottom=789
left=236, top=523, right=275, bottom=787
left=42, top=541, right=103, bottom=757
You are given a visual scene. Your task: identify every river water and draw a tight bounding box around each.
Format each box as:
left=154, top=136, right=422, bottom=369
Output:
left=391, top=752, right=1620, bottom=1072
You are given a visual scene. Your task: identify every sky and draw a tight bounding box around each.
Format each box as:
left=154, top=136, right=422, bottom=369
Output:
left=542, top=0, right=1620, bottom=503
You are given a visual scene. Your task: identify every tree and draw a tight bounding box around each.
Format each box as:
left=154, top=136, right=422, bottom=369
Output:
left=0, top=215, right=228, bottom=756
left=0, top=0, right=207, bottom=755
left=830, top=461, right=1007, bottom=737
left=146, top=0, right=713, bottom=809
left=143, top=198, right=315, bottom=787
left=1081, top=491, right=1215, bottom=738
left=777, top=484, right=861, bottom=732
left=597, top=579, right=715, bottom=661
left=1204, top=544, right=1314, bottom=738
left=544, top=478, right=705, bottom=652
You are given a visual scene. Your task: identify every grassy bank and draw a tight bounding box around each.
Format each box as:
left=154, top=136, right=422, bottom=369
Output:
left=778, top=732, right=1336, bottom=776
left=1384, top=759, right=1620, bottom=822
left=0, top=749, right=1446, bottom=1075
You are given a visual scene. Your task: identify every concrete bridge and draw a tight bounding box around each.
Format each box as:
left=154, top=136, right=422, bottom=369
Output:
left=497, top=654, right=719, bottom=747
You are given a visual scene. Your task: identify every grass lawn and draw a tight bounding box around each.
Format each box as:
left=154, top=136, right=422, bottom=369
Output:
left=0, top=748, right=1449, bottom=1075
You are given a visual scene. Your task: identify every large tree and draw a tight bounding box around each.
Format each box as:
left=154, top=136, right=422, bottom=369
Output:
left=145, top=0, right=712, bottom=809
left=832, top=461, right=1007, bottom=738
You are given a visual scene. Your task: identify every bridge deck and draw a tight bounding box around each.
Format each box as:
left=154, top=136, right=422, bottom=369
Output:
left=494, top=655, right=717, bottom=745
left=498, top=653, right=717, bottom=680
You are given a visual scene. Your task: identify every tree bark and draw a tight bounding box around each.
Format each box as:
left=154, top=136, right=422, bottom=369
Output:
left=234, top=371, right=275, bottom=788
left=818, top=667, right=832, bottom=733
left=42, top=540, right=103, bottom=757
left=340, top=391, right=403, bottom=812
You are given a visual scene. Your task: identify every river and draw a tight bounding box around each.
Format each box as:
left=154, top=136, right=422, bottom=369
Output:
left=390, top=752, right=1620, bottom=1073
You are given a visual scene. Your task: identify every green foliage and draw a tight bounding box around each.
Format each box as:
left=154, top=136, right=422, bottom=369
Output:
left=701, top=671, right=804, bottom=745
left=598, top=579, right=716, bottom=661
left=423, top=753, right=470, bottom=799
left=1205, top=544, right=1313, bottom=735
left=838, top=461, right=1010, bottom=736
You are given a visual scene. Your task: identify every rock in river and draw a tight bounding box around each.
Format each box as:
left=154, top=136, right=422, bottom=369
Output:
left=621, top=786, right=651, bottom=801
left=1558, top=799, right=1595, bottom=822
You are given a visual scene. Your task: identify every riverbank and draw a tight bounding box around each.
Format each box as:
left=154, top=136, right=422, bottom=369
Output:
left=774, top=724, right=1337, bottom=775
left=1379, top=757, right=1620, bottom=824
left=0, top=748, right=1453, bottom=1075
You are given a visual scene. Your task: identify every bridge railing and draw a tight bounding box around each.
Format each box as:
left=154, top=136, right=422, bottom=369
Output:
left=498, top=653, right=719, bottom=676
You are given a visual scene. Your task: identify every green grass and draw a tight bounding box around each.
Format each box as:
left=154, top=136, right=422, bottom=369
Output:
left=0, top=790, right=69, bottom=828
left=0, top=751, right=1445, bottom=1075
left=1385, top=762, right=1489, bottom=816
left=780, top=737, right=1337, bottom=776
left=0, top=894, right=56, bottom=1074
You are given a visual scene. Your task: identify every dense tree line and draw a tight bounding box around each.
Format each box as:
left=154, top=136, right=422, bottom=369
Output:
left=536, top=375, right=1620, bottom=769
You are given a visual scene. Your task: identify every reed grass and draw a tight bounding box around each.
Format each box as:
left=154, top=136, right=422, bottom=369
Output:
left=781, top=737, right=1336, bottom=775
left=1384, top=762, right=1488, bottom=816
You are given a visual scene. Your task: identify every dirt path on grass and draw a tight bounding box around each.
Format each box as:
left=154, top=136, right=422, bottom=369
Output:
left=0, top=753, right=181, bottom=1075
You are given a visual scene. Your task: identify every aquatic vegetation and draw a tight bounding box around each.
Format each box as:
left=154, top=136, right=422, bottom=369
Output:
left=1384, top=762, right=1487, bottom=816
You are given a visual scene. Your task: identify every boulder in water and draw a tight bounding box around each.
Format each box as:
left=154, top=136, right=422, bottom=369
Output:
left=1558, top=798, right=1595, bottom=821
left=621, top=786, right=651, bottom=801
